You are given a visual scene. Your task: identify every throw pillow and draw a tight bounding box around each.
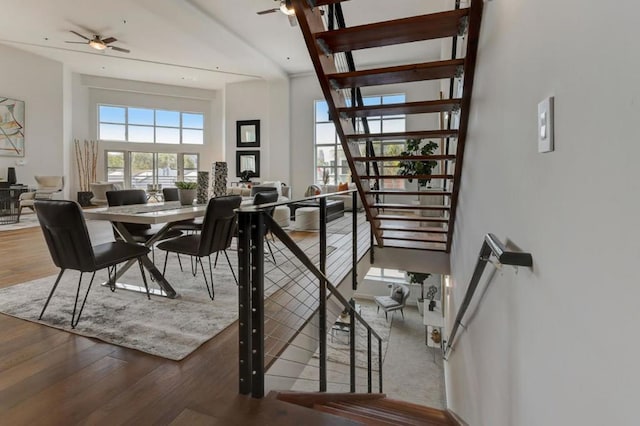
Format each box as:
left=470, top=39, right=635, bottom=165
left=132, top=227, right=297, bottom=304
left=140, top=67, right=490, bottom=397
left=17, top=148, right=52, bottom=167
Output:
left=391, top=286, right=404, bottom=304
left=337, top=182, right=349, bottom=192
left=315, top=189, right=321, bottom=195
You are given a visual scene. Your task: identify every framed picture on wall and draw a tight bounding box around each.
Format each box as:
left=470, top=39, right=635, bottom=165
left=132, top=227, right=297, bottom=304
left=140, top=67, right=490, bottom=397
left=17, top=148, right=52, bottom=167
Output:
left=0, top=97, right=25, bottom=157
left=236, top=120, right=260, bottom=148
left=236, top=150, right=260, bottom=178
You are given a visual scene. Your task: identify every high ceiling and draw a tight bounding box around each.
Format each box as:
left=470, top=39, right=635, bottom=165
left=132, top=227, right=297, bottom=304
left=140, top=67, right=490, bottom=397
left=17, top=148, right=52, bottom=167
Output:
left=0, top=0, right=445, bottom=89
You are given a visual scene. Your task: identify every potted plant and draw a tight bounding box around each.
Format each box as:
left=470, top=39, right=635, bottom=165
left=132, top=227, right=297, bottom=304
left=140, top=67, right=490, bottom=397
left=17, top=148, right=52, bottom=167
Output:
left=175, top=181, right=197, bottom=205
left=398, top=138, right=439, bottom=189
left=74, top=139, right=98, bottom=207
left=406, top=271, right=431, bottom=314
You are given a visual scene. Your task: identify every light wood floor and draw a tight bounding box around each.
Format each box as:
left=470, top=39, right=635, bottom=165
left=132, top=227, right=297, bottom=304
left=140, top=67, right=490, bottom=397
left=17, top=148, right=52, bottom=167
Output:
left=0, top=215, right=368, bottom=425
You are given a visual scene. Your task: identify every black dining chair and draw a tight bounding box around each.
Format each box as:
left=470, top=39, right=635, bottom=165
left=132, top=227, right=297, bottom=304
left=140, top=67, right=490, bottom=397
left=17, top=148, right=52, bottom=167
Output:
left=162, top=187, right=203, bottom=232
left=34, top=200, right=151, bottom=328
left=157, top=195, right=242, bottom=300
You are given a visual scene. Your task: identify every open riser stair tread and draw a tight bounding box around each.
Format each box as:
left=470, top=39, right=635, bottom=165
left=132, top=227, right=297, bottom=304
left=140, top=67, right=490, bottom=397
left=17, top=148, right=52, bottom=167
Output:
left=376, top=215, right=449, bottom=223
left=379, top=226, right=448, bottom=234
left=313, top=404, right=396, bottom=425
left=327, top=59, right=465, bottom=89
left=372, top=204, right=450, bottom=211
left=315, top=9, right=470, bottom=53
left=381, top=233, right=447, bottom=243
left=380, top=239, right=447, bottom=251
left=339, top=99, right=461, bottom=118
left=343, top=401, right=453, bottom=425
left=346, top=130, right=458, bottom=141
left=365, top=398, right=454, bottom=424
left=323, top=401, right=428, bottom=426
left=354, top=155, right=456, bottom=162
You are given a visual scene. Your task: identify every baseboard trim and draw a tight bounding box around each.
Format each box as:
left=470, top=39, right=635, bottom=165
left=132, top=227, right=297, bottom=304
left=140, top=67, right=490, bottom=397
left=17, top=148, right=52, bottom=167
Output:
left=446, top=408, right=469, bottom=426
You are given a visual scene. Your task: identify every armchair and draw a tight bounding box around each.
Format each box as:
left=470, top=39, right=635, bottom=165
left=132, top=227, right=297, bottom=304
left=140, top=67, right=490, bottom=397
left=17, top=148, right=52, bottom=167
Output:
left=374, top=284, right=410, bottom=321
left=18, top=176, right=64, bottom=221
left=90, top=181, right=124, bottom=205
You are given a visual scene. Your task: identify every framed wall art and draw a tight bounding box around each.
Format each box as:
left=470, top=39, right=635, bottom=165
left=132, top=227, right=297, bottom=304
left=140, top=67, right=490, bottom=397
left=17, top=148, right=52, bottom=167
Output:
left=0, top=97, right=25, bottom=157
left=236, top=150, right=260, bottom=178
left=236, top=120, right=260, bottom=148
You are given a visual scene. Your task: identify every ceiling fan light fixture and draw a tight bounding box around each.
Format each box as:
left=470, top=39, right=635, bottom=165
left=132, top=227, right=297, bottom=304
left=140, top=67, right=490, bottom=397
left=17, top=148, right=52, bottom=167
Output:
left=280, top=0, right=295, bottom=15
left=89, top=39, right=107, bottom=50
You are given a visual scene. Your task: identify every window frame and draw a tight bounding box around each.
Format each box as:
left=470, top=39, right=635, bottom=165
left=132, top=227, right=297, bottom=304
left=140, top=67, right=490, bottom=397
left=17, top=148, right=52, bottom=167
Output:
left=105, top=150, right=200, bottom=189
left=98, top=104, right=204, bottom=145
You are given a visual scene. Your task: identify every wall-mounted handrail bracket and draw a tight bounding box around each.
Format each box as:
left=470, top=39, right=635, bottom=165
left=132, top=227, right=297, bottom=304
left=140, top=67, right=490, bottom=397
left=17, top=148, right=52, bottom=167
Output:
left=444, top=233, right=532, bottom=358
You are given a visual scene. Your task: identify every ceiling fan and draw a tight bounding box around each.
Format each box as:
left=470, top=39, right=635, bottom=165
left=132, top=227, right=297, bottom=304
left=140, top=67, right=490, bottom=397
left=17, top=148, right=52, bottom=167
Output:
left=65, top=31, right=130, bottom=53
left=256, top=0, right=298, bottom=27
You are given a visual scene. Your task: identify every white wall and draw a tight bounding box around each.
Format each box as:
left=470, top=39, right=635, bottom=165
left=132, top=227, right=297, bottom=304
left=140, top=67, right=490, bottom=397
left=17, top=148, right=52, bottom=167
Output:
left=446, top=1, right=640, bottom=425
left=0, top=44, right=64, bottom=189
left=224, top=78, right=290, bottom=184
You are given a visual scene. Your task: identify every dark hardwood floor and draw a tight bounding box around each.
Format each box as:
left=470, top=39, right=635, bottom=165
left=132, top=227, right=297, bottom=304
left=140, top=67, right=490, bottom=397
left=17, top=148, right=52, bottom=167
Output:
left=0, top=214, right=368, bottom=425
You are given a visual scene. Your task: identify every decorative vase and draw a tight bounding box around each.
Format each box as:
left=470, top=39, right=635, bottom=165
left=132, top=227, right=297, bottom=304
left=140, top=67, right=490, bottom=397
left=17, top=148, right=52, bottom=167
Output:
left=196, top=171, right=209, bottom=204
left=77, top=191, right=93, bottom=207
left=7, top=167, right=16, bottom=185
left=428, top=300, right=436, bottom=311
left=179, top=189, right=196, bottom=206
left=213, top=162, right=227, bottom=197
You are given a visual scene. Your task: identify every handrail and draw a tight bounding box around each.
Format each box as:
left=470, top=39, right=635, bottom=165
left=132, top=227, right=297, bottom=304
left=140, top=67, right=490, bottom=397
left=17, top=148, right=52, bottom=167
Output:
left=443, top=233, right=532, bottom=358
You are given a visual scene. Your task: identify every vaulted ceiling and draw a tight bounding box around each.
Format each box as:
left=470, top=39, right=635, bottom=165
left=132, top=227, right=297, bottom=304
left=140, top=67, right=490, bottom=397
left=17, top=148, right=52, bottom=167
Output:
left=0, top=0, right=445, bottom=89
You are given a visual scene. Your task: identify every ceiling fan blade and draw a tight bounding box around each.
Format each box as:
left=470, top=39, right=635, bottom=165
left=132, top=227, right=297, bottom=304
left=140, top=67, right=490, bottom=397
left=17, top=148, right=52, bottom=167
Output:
left=288, top=15, right=298, bottom=27
left=65, top=41, right=88, bottom=44
left=108, top=46, right=130, bottom=53
left=257, top=8, right=279, bottom=15
left=70, top=30, right=90, bottom=41
left=101, top=37, right=117, bottom=44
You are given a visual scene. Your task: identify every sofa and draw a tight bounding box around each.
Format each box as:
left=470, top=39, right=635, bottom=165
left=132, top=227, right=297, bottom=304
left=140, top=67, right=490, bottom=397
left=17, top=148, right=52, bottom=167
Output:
left=229, top=181, right=291, bottom=228
left=321, top=183, right=363, bottom=211
left=90, top=181, right=124, bottom=205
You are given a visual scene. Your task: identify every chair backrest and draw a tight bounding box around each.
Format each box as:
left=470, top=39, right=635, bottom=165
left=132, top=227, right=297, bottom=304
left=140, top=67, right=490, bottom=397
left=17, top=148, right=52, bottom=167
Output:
left=162, top=187, right=180, bottom=202
left=253, top=191, right=279, bottom=236
left=390, top=284, right=410, bottom=308
left=250, top=186, right=278, bottom=197
left=106, top=189, right=151, bottom=232
left=35, top=176, right=64, bottom=191
left=198, top=195, right=242, bottom=257
left=34, top=200, right=95, bottom=272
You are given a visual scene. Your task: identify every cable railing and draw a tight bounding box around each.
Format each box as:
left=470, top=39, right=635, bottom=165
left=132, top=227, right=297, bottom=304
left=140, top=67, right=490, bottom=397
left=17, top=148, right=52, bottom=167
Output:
left=237, top=191, right=384, bottom=397
left=443, top=233, right=532, bottom=359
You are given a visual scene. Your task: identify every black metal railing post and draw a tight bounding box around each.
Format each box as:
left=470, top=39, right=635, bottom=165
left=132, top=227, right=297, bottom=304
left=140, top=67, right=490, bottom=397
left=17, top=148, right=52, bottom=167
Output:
left=238, top=211, right=252, bottom=395
left=369, top=222, right=375, bottom=263
left=319, top=197, right=327, bottom=391
left=349, top=298, right=356, bottom=392
left=352, top=190, right=358, bottom=290
left=378, top=338, right=383, bottom=392
left=367, top=330, right=372, bottom=393
left=250, top=211, right=265, bottom=398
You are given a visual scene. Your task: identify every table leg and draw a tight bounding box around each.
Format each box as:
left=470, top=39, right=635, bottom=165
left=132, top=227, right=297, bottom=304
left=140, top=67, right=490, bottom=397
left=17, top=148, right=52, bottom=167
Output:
left=104, top=222, right=179, bottom=299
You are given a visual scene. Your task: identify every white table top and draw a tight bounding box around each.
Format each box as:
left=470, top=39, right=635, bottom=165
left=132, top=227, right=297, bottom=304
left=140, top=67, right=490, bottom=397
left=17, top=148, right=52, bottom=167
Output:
left=84, top=201, right=207, bottom=225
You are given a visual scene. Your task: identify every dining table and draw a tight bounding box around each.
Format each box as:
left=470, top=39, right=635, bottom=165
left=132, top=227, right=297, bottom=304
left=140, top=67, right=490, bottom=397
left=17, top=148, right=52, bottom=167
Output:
left=84, top=201, right=207, bottom=298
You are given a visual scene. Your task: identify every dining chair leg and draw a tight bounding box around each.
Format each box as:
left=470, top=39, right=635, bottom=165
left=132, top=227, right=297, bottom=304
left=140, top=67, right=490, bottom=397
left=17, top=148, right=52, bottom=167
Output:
left=138, top=259, right=151, bottom=300
left=214, top=251, right=220, bottom=268
left=107, top=264, right=117, bottom=292
left=39, top=269, right=65, bottom=320
left=198, top=257, right=214, bottom=300
left=71, top=271, right=96, bottom=329
left=176, top=254, right=184, bottom=272
left=223, top=250, right=238, bottom=285
left=191, top=256, right=197, bottom=277
left=265, top=238, right=277, bottom=265
left=162, top=251, right=170, bottom=277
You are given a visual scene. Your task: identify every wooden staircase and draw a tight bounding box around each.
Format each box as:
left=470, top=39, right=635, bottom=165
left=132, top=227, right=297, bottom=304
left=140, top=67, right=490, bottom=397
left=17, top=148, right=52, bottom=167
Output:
left=293, top=0, right=484, bottom=252
left=272, top=391, right=458, bottom=425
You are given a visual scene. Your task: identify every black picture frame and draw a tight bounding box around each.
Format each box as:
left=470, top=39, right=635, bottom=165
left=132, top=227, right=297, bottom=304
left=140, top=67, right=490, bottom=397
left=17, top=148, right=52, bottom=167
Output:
left=236, top=120, right=260, bottom=148
left=236, top=150, right=260, bottom=178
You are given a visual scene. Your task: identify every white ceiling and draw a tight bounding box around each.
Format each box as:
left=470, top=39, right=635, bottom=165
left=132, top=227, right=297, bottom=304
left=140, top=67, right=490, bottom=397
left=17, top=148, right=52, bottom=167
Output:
left=0, top=0, right=446, bottom=90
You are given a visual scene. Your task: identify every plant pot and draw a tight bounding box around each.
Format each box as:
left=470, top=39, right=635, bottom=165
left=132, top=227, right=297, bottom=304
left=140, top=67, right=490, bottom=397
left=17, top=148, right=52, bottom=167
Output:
left=77, top=191, right=93, bottom=207
left=179, top=189, right=196, bottom=206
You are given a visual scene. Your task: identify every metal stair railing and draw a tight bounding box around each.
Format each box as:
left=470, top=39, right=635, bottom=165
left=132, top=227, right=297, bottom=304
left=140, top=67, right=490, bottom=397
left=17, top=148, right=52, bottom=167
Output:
left=238, top=191, right=384, bottom=398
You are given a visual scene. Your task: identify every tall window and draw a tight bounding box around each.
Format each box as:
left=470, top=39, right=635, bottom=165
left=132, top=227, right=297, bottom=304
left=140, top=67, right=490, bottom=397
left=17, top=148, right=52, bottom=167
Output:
left=314, top=94, right=406, bottom=186
left=99, top=105, right=204, bottom=145
left=106, top=151, right=198, bottom=189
